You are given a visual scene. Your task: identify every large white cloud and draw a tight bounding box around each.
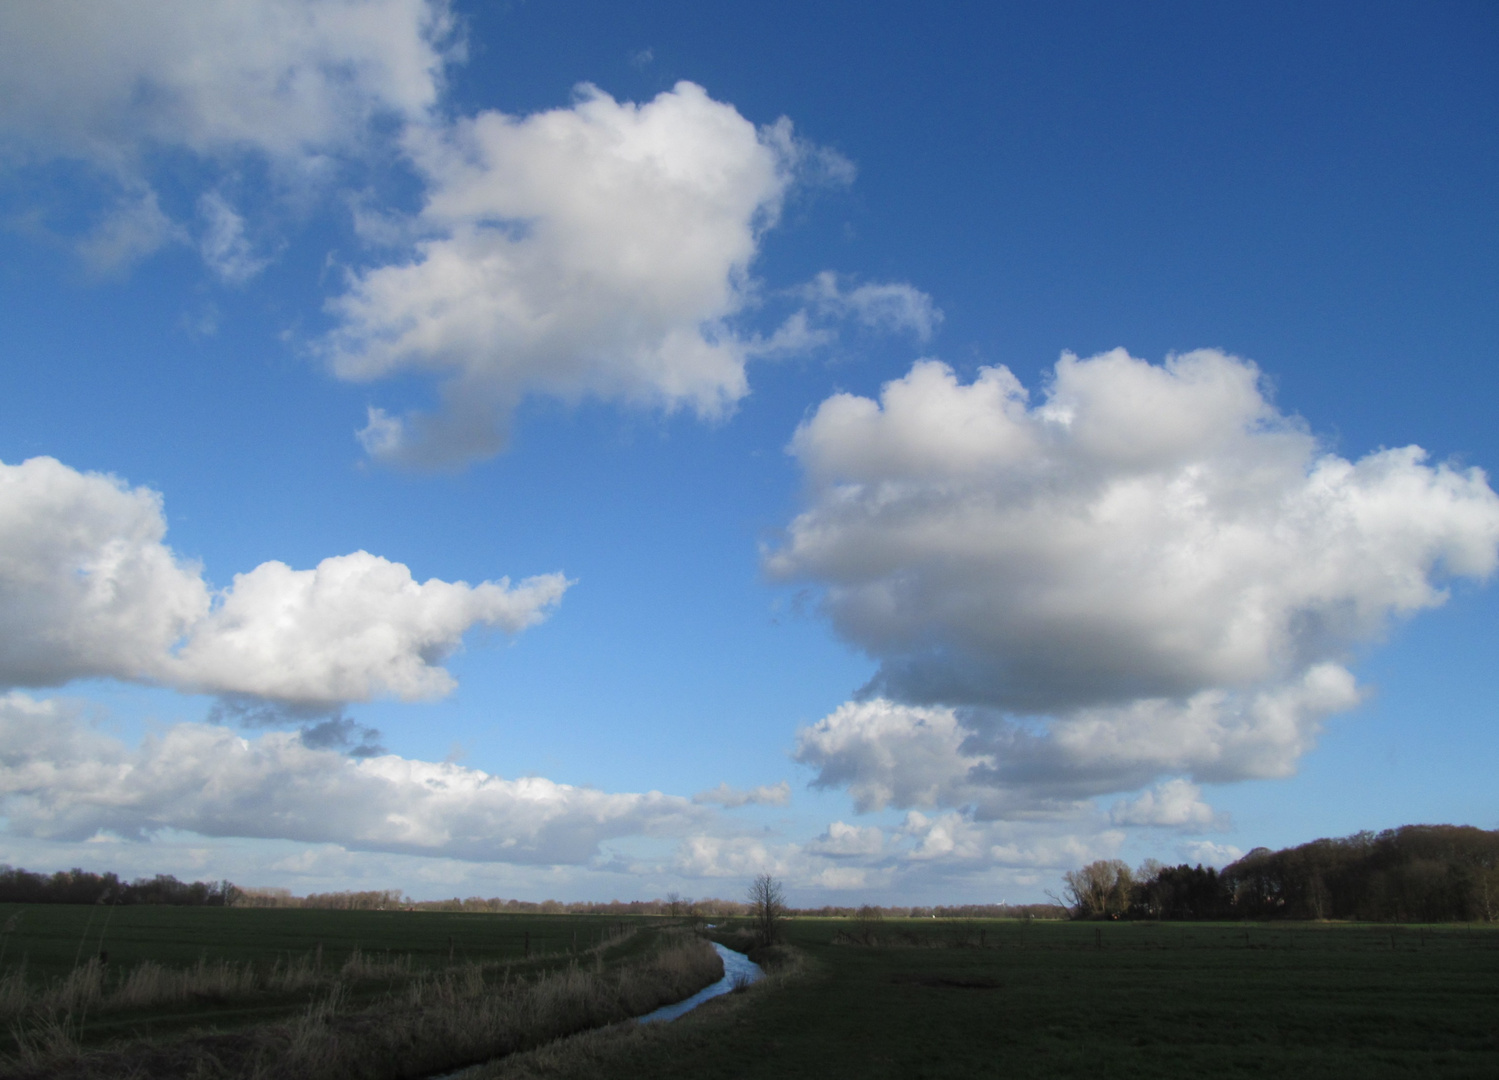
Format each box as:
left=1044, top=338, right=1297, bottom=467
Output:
left=796, top=667, right=1357, bottom=816
left=0, top=0, right=450, bottom=167
left=0, top=455, right=566, bottom=704
left=0, top=0, right=454, bottom=273
left=775, top=349, right=1499, bottom=810
left=324, top=83, right=831, bottom=466
left=0, top=695, right=699, bottom=865
left=791, top=699, right=995, bottom=816
left=4, top=10, right=927, bottom=440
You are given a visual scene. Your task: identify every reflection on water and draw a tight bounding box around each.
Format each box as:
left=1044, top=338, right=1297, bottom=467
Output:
left=428, top=941, right=764, bottom=1078
left=636, top=942, right=763, bottom=1024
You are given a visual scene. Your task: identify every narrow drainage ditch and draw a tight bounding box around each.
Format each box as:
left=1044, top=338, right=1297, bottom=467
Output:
left=636, top=941, right=763, bottom=1024
left=430, top=941, right=763, bottom=1078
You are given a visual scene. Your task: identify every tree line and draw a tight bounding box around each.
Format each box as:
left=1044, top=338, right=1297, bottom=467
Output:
left=1062, top=825, right=1499, bottom=922
left=792, top=902, right=1064, bottom=920
left=0, top=865, right=236, bottom=906
left=0, top=866, right=1070, bottom=921
left=234, top=889, right=758, bottom=915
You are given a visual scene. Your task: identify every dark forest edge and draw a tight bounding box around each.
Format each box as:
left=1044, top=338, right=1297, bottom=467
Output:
left=1063, top=824, right=1499, bottom=922
left=0, top=868, right=234, bottom=907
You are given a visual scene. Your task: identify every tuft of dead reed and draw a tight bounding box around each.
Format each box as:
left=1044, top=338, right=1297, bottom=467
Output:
left=473, top=939, right=807, bottom=1080
left=0, top=929, right=723, bottom=1080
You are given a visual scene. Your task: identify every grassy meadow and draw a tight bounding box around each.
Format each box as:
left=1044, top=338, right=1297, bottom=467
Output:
left=0, top=903, right=640, bottom=980
left=0, top=905, right=718, bottom=1078
left=481, top=917, right=1499, bottom=1080
left=3, top=906, right=1497, bottom=1078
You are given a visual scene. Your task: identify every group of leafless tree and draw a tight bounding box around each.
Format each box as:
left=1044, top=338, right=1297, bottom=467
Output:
left=234, top=889, right=757, bottom=915
left=234, top=887, right=406, bottom=910
left=0, top=866, right=236, bottom=906
left=1061, top=825, right=1499, bottom=922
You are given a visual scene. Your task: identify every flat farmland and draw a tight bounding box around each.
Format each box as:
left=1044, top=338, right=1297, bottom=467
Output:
left=0, top=903, right=641, bottom=980
left=0, top=905, right=676, bottom=1071
left=483, top=918, right=1499, bottom=1080
left=4, top=909, right=1497, bottom=1078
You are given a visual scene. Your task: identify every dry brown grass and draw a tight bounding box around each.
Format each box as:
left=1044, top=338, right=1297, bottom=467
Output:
left=471, top=941, right=807, bottom=1080
left=0, top=930, right=723, bottom=1080
left=0, top=925, right=638, bottom=1030
left=0, top=948, right=381, bottom=1025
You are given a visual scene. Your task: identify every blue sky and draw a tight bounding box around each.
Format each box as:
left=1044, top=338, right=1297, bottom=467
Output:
left=1, top=1, right=1496, bottom=904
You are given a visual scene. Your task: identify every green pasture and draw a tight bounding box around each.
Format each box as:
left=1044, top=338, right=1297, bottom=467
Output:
left=0, top=904, right=646, bottom=980
left=0, top=905, right=663, bottom=1056
left=489, top=917, right=1499, bottom=1080
left=5, top=909, right=1498, bottom=1077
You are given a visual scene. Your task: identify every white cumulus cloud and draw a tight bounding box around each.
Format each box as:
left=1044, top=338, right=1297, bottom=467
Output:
left=0, top=0, right=455, bottom=271
left=0, top=0, right=451, bottom=167
left=672, top=834, right=793, bottom=880
left=792, top=699, right=999, bottom=815
left=0, top=694, right=700, bottom=864
left=1109, top=779, right=1222, bottom=829
left=168, top=551, right=567, bottom=704
left=898, top=811, right=1123, bottom=870
left=775, top=349, right=1499, bottom=812
left=0, top=455, right=566, bottom=704
left=323, top=82, right=805, bottom=466
left=794, top=672, right=1358, bottom=819
left=806, top=820, right=885, bottom=858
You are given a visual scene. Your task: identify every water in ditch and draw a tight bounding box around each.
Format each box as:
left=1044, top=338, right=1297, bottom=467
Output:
left=635, top=941, right=763, bottom=1024
left=429, top=941, right=764, bottom=1078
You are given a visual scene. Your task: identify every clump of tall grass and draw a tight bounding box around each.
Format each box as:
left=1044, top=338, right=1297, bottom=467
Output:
left=475, top=940, right=807, bottom=1080
left=1, top=921, right=641, bottom=1046
left=0, top=946, right=421, bottom=1027
left=1, top=930, right=723, bottom=1080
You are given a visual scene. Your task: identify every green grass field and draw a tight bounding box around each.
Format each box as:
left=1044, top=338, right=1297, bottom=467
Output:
left=485, top=917, right=1499, bottom=1080
left=4, top=908, right=1497, bottom=1078
left=0, top=904, right=667, bottom=1064
left=0, top=903, right=638, bottom=978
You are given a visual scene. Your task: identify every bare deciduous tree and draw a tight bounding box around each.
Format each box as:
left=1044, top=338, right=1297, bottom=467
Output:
left=747, top=873, right=785, bottom=945
left=1062, top=859, right=1134, bottom=918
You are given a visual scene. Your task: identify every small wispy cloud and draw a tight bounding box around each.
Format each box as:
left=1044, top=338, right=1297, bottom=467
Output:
left=197, top=192, right=270, bottom=284
left=801, top=271, right=943, bottom=340
left=691, top=780, right=791, bottom=808
left=77, top=188, right=183, bottom=274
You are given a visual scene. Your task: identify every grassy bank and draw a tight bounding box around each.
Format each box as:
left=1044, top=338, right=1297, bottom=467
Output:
left=0, top=911, right=723, bottom=1079
left=478, top=917, right=1499, bottom=1080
